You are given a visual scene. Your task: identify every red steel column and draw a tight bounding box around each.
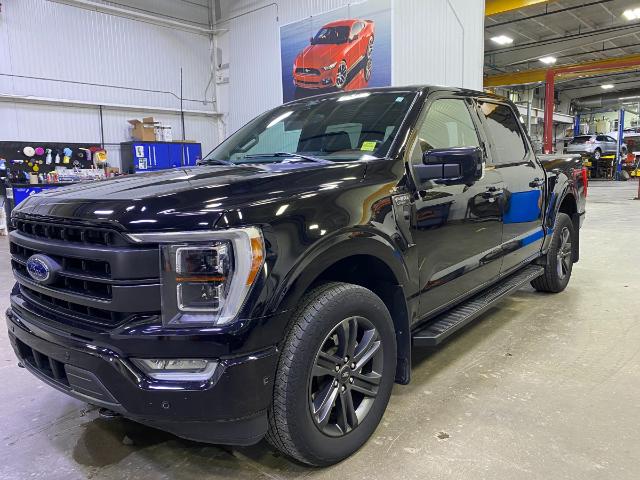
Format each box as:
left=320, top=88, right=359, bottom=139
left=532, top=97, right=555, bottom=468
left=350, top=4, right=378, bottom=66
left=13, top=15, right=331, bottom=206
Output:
left=543, top=69, right=555, bottom=154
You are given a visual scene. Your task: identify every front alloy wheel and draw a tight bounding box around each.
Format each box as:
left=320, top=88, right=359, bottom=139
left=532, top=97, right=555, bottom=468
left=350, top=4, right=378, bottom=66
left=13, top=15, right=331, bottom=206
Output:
left=310, top=316, right=383, bottom=436
left=266, top=282, right=396, bottom=466
left=335, top=61, right=348, bottom=89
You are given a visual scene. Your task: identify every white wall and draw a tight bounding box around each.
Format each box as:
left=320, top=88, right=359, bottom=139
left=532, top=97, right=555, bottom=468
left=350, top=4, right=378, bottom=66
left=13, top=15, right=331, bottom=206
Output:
left=219, top=0, right=485, bottom=131
left=0, top=0, right=220, bottom=167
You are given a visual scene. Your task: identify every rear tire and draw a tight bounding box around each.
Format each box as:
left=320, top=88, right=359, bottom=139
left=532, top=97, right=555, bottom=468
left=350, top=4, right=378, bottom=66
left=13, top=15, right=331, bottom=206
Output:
left=266, top=282, right=396, bottom=466
left=531, top=213, right=575, bottom=293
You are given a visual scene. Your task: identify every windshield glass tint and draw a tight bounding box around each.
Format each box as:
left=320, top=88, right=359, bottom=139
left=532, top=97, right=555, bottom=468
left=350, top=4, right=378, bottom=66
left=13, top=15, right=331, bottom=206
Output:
left=313, top=26, right=349, bottom=44
left=205, top=91, right=416, bottom=163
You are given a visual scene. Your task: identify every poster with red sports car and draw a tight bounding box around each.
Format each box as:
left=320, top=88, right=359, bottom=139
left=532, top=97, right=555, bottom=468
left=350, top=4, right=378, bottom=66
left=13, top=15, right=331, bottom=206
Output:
left=280, top=0, right=392, bottom=102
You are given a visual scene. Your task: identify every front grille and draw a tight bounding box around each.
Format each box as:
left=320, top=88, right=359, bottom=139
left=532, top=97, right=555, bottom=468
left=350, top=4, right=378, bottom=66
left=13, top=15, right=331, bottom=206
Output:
left=10, top=215, right=161, bottom=330
left=10, top=242, right=111, bottom=278
left=295, top=67, right=321, bottom=75
left=15, top=338, right=69, bottom=386
left=12, top=218, right=128, bottom=246
left=13, top=261, right=112, bottom=299
left=20, top=285, right=127, bottom=325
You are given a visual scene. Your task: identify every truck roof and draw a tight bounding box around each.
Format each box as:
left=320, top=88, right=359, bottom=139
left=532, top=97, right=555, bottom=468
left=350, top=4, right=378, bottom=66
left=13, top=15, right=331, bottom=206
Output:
left=283, top=85, right=508, bottom=106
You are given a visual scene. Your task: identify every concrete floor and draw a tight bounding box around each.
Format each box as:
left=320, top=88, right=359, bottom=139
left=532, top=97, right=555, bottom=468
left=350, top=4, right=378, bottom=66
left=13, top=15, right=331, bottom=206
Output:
left=1, top=181, right=639, bottom=479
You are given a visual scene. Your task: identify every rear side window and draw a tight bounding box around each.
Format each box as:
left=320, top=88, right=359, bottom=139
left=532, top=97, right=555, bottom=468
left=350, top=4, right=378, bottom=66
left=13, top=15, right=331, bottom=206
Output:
left=571, top=136, right=592, bottom=144
left=477, top=101, right=527, bottom=164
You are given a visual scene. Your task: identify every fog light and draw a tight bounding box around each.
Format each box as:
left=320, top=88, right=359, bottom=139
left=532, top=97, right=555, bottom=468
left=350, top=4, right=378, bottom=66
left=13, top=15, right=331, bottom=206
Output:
left=131, top=358, right=218, bottom=381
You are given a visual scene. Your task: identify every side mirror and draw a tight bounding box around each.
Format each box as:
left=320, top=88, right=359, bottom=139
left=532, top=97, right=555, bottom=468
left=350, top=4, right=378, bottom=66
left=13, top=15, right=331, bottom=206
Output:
left=414, top=147, right=483, bottom=185
left=309, top=37, right=315, bottom=44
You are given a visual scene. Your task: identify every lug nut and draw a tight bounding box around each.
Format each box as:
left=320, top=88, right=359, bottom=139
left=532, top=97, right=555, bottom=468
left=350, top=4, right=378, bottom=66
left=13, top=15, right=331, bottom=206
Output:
left=343, top=356, right=349, bottom=363
left=349, top=378, right=354, bottom=384
left=350, top=362, right=356, bottom=369
left=333, top=380, right=339, bottom=387
left=335, top=365, right=340, bottom=371
left=340, top=385, right=346, bottom=392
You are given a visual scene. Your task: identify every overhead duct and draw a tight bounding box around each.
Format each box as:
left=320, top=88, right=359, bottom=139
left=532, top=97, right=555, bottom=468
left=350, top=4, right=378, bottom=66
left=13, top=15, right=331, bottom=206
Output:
left=572, top=89, right=640, bottom=110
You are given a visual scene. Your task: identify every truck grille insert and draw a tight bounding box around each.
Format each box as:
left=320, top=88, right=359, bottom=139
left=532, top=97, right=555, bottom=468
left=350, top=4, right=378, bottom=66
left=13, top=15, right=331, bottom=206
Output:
left=10, top=215, right=161, bottom=329
left=12, top=218, right=128, bottom=246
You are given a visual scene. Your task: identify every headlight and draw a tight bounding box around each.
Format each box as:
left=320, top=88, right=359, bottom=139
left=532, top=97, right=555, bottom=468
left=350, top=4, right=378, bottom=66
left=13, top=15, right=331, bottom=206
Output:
left=322, top=62, right=337, bottom=71
left=127, top=227, right=265, bottom=327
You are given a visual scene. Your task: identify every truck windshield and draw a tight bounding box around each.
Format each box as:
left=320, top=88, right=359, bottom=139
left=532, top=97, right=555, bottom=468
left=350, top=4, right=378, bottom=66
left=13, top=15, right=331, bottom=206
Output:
left=203, top=91, right=416, bottom=164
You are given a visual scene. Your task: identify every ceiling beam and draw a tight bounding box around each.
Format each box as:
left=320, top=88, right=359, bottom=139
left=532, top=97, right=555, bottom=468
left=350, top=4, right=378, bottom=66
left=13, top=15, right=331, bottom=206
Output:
left=485, top=0, right=548, bottom=17
left=484, top=53, right=640, bottom=87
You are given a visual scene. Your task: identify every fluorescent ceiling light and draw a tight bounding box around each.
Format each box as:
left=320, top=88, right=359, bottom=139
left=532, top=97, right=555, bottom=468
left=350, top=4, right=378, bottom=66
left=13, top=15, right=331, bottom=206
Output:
left=539, top=56, right=557, bottom=65
left=623, top=8, right=640, bottom=20
left=490, top=35, right=513, bottom=45
left=601, top=84, right=615, bottom=90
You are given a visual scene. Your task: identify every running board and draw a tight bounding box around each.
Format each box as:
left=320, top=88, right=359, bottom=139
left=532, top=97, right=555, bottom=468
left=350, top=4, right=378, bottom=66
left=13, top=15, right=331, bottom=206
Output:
left=412, top=265, right=544, bottom=347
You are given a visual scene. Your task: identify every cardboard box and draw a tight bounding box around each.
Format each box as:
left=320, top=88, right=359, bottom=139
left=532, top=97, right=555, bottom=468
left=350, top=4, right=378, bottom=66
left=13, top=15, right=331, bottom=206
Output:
left=128, top=116, right=158, bottom=141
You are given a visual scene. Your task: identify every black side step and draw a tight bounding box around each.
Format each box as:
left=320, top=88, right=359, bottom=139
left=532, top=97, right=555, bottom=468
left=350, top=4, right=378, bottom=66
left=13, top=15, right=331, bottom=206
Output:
left=412, top=265, right=544, bottom=347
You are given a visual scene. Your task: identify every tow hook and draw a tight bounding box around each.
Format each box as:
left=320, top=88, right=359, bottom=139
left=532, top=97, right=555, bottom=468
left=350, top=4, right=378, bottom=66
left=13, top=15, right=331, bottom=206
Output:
left=98, top=407, right=121, bottom=419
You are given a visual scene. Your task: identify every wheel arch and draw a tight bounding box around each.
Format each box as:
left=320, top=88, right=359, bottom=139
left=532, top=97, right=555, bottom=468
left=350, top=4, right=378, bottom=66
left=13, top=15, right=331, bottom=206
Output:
left=273, top=235, right=412, bottom=385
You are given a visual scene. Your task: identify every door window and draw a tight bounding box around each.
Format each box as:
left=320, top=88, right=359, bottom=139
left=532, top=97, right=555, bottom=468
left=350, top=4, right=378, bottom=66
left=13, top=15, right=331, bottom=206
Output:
left=410, top=98, right=480, bottom=165
left=477, top=101, right=527, bottom=164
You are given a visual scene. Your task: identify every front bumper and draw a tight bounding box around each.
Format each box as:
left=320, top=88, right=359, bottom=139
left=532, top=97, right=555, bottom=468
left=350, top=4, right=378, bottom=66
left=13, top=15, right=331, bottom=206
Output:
left=6, top=306, right=279, bottom=445
left=293, top=68, right=335, bottom=88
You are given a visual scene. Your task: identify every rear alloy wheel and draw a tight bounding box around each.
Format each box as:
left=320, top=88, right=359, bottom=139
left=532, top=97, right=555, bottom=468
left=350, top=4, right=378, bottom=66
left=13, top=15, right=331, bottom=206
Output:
left=593, top=148, right=602, bottom=160
left=266, top=282, right=396, bottom=466
left=531, top=213, right=575, bottom=293
left=335, top=61, right=348, bottom=89
left=366, top=35, right=374, bottom=58
left=363, top=58, right=372, bottom=82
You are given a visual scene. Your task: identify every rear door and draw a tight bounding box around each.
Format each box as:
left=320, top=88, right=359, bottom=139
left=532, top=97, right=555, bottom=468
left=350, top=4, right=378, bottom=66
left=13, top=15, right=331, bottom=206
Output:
left=475, top=100, right=546, bottom=274
left=408, top=95, right=505, bottom=319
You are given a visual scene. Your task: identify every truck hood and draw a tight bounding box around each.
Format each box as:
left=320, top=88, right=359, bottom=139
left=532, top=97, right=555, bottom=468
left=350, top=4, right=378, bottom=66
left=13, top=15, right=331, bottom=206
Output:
left=13, top=162, right=367, bottom=232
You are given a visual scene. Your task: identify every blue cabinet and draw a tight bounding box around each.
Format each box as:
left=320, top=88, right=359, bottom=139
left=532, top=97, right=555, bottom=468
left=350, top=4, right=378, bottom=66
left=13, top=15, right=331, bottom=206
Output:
left=121, top=142, right=202, bottom=173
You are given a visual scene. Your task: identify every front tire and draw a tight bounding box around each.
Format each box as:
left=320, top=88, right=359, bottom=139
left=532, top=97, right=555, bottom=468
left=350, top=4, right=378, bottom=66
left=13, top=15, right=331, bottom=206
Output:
left=531, top=213, right=575, bottom=293
left=267, top=282, right=396, bottom=466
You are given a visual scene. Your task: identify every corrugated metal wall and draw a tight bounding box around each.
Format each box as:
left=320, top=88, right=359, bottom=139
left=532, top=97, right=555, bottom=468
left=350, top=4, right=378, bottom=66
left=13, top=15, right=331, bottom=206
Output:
left=0, top=0, right=219, bottom=167
left=222, top=0, right=485, bottom=131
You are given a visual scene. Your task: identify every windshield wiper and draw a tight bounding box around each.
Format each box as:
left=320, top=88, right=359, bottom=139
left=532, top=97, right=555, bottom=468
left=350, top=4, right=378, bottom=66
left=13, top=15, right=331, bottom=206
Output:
left=199, top=158, right=234, bottom=166
left=241, top=152, right=328, bottom=164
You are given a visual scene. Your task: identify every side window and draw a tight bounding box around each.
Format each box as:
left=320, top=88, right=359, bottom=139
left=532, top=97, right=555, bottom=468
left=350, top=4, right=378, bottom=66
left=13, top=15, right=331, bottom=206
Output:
left=477, top=101, right=527, bottom=164
left=596, top=135, right=606, bottom=142
left=351, top=22, right=363, bottom=37
left=410, top=98, right=480, bottom=165
left=606, top=136, right=617, bottom=142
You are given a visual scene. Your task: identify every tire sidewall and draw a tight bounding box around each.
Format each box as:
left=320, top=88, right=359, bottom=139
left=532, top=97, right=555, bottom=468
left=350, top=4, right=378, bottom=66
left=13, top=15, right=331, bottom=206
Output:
left=282, top=285, right=396, bottom=465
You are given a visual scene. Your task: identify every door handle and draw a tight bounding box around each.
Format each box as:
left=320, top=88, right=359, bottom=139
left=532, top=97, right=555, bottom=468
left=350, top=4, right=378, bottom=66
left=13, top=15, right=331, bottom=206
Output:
left=529, top=177, right=545, bottom=188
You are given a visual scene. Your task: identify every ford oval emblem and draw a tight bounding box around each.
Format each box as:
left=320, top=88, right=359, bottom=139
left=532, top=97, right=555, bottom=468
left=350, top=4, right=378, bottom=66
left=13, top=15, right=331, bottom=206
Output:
left=26, top=254, right=60, bottom=285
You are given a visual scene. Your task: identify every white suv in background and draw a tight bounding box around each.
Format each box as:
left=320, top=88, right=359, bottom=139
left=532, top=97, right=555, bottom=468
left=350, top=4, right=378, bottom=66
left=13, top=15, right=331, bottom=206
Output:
left=566, top=134, right=626, bottom=159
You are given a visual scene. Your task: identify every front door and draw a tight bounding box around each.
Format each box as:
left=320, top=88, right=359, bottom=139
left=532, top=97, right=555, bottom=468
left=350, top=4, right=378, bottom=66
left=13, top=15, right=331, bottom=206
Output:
left=407, top=95, right=505, bottom=321
left=475, top=100, right=546, bottom=274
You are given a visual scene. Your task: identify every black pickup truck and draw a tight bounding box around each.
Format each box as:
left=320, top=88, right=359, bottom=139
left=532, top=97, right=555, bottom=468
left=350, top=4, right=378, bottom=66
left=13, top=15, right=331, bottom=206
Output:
left=6, top=86, right=586, bottom=466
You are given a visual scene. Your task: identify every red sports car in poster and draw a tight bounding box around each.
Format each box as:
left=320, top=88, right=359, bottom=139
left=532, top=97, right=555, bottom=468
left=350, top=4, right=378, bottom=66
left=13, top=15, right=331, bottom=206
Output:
left=292, top=19, right=375, bottom=90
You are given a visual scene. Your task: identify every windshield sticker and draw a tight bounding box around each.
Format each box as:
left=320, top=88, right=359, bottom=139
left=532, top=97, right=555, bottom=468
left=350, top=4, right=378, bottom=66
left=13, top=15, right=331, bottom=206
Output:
left=360, top=141, right=377, bottom=151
